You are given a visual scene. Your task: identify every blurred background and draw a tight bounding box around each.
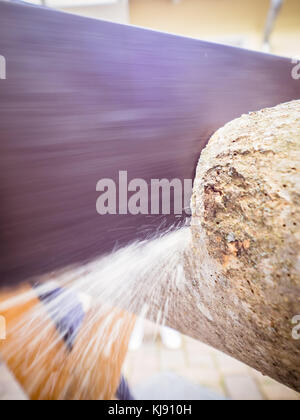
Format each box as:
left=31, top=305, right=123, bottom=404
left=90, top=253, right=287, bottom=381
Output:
left=23, top=0, right=300, bottom=57
left=3, top=0, right=300, bottom=401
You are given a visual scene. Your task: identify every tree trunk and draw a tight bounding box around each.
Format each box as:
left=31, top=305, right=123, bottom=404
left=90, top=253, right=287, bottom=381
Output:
left=186, top=100, right=300, bottom=391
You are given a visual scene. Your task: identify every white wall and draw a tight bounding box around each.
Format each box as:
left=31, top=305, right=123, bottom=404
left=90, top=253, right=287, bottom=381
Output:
left=20, top=0, right=129, bottom=24
left=59, top=0, right=129, bottom=24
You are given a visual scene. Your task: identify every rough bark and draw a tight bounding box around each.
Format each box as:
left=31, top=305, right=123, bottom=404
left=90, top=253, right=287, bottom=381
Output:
left=188, top=100, right=300, bottom=391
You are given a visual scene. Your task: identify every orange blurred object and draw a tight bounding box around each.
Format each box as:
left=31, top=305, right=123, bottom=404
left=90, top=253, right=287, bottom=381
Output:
left=0, top=284, right=135, bottom=400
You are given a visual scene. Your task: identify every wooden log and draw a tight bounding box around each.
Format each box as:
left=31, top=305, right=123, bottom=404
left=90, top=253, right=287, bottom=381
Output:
left=186, top=100, right=300, bottom=391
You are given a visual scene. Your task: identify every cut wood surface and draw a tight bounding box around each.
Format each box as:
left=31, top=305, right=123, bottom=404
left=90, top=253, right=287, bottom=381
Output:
left=185, top=100, right=300, bottom=391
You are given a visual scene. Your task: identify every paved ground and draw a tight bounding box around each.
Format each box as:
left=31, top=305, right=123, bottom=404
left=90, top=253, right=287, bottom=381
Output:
left=1, top=322, right=299, bottom=400
left=124, top=322, right=300, bottom=401
left=134, top=372, right=225, bottom=400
